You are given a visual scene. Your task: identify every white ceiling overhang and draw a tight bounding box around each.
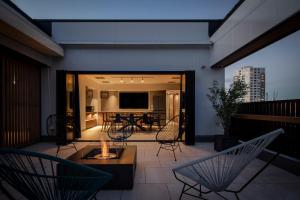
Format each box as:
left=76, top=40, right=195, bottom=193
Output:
left=0, top=1, right=64, bottom=57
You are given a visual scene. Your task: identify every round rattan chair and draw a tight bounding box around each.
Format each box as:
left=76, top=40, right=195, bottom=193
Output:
left=0, top=148, right=112, bottom=200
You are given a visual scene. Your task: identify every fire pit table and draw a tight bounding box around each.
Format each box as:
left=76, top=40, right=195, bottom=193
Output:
left=66, top=145, right=137, bottom=189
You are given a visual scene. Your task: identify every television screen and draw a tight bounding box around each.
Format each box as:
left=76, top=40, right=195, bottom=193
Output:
left=119, top=92, right=148, bottom=109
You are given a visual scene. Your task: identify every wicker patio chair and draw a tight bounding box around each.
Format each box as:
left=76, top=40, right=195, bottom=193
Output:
left=156, top=115, right=182, bottom=161
left=0, top=148, right=112, bottom=200
left=173, top=128, right=284, bottom=200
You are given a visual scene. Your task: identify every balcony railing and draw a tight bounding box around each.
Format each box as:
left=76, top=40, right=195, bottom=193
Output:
left=231, top=99, right=300, bottom=159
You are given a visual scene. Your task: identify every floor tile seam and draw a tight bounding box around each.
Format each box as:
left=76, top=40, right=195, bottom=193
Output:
left=250, top=181, right=300, bottom=184
left=144, top=166, right=173, bottom=170
left=232, top=181, right=300, bottom=185
left=164, top=183, right=175, bottom=200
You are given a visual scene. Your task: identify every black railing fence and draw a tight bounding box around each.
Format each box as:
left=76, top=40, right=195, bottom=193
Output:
left=231, top=99, right=300, bottom=159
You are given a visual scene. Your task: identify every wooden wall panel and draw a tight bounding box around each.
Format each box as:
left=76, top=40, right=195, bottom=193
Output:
left=0, top=46, right=41, bottom=147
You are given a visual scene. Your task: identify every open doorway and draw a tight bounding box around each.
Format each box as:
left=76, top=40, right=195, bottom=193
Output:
left=56, top=71, right=194, bottom=145
left=78, top=74, right=181, bottom=141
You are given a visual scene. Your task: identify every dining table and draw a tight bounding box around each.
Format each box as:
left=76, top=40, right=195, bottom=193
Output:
left=110, top=114, right=146, bottom=131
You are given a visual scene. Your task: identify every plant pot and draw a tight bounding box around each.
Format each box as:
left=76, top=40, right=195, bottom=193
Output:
left=214, top=135, right=238, bottom=152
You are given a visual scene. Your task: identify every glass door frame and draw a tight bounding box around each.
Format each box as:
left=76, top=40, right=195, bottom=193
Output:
left=56, top=70, right=195, bottom=145
left=56, top=70, right=81, bottom=145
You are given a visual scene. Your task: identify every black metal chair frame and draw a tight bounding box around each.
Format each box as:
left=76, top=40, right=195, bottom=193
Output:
left=47, top=114, right=78, bottom=157
left=172, top=129, right=284, bottom=200
left=151, top=112, right=162, bottom=129
left=140, top=113, right=154, bottom=131
left=107, top=120, right=134, bottom=145
left=173, top=152, right=281, bottom=200
left=116, top=114, right=145, bottom=132
left=156, top=115, right=182, bottom=161
left=0, top=148, right=112, bottom=200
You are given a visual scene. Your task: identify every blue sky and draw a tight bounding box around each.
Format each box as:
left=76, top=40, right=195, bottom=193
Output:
left=225, top=30, right=300, bottom=100
left=11, top=0, right=238, bottom=19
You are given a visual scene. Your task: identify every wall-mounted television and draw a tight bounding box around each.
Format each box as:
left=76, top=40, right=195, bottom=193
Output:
left=119, top=92, right=148, bottom=109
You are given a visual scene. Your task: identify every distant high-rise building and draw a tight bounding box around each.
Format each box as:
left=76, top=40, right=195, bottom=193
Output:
left=233, top=66, right=265, bottom=102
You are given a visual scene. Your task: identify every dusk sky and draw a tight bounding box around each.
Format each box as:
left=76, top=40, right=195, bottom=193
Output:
left=11, top=0, right=237, bottom=19
left=11, top=0, right=299, bottom=100
left=225, top=30, right=300, bottom=100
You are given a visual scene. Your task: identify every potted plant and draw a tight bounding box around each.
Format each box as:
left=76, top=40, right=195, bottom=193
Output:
left=207, top=79, right=247, bottom=151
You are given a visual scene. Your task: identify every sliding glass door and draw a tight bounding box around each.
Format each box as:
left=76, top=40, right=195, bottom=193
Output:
left=56, top=70, right=194, bottom=144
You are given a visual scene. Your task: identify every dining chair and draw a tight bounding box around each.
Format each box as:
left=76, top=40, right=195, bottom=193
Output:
left=141, top=113, right=154, bottom=130
left=102, top=112, right=112, bottom=131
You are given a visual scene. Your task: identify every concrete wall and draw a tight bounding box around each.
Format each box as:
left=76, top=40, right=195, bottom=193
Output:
left=40, top=22, right=224, bottom=136
left=210, top=0, right=300, bottom=66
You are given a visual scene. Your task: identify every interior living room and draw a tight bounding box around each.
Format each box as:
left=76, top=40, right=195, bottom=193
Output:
left=78, top=74, right=182, bottom=141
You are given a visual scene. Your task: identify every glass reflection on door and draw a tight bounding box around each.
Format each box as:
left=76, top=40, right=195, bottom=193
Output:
left=179, top=74, right=186, bottom=141
left=66, top=73, right=75, bottom=141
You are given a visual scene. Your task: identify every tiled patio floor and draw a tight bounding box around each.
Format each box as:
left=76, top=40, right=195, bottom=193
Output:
left=80, top=125, right=159, bottom=141
left=1, top=142, right=299, bottom=200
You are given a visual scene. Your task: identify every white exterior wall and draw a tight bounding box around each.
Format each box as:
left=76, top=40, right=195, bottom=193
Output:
left=41, top=22, right=224, bottom=137
left=209, top=0, right=300, bottom=66
left=52, top=22, right=211, bottom=45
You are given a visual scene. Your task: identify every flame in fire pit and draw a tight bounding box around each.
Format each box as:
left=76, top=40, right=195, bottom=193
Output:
left=90, top=138, right=117, bottom=159
left=101, top=140, right=109, bottom=158
left=83, top=144, right=124, bottom=160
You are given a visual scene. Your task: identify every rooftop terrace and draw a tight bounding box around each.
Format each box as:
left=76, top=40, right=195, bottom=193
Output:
left=1, top=142, right=299, bottom=200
